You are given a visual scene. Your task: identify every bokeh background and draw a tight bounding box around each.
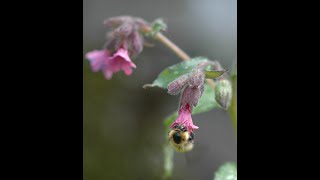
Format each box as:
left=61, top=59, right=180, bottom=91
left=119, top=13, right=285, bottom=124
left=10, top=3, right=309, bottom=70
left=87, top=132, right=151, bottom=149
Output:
left=83, top=0, right=237, bottom=179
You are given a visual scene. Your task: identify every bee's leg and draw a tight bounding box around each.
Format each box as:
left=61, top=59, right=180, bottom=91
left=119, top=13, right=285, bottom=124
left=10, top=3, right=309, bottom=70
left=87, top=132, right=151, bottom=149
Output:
left=190, top=132, right=195, bottom=140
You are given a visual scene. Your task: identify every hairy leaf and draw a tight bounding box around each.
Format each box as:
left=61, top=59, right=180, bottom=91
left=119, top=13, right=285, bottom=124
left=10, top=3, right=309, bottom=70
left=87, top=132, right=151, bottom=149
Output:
left=143, top=57, right=209, bottom=89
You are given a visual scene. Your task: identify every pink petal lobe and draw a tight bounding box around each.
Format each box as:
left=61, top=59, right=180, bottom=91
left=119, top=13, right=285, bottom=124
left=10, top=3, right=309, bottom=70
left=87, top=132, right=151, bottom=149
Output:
left=85, top=50, right=110, bottom=72
left=170, top=105, right=199, bottom=132
left=113, top=48, right=131, bottom=62
left=102, top=67, right=113, bottom=80
left=122, top=64, right=133, bottom=75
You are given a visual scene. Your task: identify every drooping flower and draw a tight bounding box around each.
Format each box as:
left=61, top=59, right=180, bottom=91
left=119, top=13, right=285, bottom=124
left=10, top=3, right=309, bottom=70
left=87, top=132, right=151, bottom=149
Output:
left=85, top=49, right=109, bottom=72
left=103, top=16, right=146, bottom=57
left=85, top=16, right=148, bottom=80
left=85, top=48, right=136, bottom=80
left=170, top=103, right=199, bottom=133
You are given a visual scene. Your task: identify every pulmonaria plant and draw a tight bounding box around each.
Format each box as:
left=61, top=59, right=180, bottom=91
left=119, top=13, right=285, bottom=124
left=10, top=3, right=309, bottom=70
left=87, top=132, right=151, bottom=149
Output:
left=85, top=15, right=236, bottom=179
left=85, top=16, right=148, bottom=79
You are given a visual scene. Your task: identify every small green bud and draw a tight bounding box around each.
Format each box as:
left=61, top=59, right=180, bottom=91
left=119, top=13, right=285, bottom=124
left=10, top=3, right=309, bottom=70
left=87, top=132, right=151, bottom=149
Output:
left=215, top=79, right=232, bottom=110
left=145, top=18, right=167, bottom=37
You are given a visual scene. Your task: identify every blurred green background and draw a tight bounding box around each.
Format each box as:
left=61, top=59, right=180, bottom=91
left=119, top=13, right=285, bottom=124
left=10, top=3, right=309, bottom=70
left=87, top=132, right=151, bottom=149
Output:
left=83, top=0, right=237, bottom=179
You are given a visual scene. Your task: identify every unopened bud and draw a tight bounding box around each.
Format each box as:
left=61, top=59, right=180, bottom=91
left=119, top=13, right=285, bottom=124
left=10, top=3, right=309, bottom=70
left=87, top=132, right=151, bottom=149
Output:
left=103, top=16, right=131, bottom=28
left=167, top=74, right=189, bottom=95
left=105, top=37, right=118, bottom=52
left=189, top=69, right=205, bottom=87
left=215, top=79, right=232, bottom=110
left=130, top=31, right=144, bottom=56
left=114, top=22, right=134, bottom=37
left=181, top=85, right=203, bottom=107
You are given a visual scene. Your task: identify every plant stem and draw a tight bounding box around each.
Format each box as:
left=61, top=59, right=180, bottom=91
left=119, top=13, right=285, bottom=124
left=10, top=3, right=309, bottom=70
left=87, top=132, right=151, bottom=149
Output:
left=228, top=71, right=237, bottom=136
left=153, top=32, right=216, bottom=88
left=154, top=33, right=190, bottom=61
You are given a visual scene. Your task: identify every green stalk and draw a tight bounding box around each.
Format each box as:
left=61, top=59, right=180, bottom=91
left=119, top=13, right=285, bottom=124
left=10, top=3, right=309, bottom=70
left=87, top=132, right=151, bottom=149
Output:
left=228, top=68, right=237, bottom=136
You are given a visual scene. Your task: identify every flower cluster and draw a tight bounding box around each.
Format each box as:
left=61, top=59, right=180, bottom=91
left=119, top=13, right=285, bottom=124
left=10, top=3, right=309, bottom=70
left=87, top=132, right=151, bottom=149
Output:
left=167, top=67, right=207, bottom=133
left=85, top=16, right=147, bottom=79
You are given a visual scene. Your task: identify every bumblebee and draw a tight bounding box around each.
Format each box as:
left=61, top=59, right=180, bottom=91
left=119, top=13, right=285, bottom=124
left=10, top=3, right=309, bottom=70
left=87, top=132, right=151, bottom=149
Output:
left=168, top=124, right=195, bottom=152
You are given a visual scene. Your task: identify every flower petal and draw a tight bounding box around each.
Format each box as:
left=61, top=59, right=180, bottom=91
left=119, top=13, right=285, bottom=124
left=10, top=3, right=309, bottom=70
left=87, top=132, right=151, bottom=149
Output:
left=170, top=106, right=199, bottom=132
left=121, top=63, right=133, bottom=75
left=102, top=67, right=113, bottom=80
left=113, top=48, right=132, bottom=62
left=85, top=50, right=110, bottom=72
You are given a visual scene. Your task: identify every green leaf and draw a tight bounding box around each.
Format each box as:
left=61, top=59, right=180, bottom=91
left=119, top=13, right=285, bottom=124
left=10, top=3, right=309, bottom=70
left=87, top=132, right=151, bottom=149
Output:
left=163, top=112, right=178, bottom=127
left=204, top=70, right=228, bottom=79
left=193, top=84, right=219, bottom=114
left=214, top=162, right=237, bottom=180
left=143, top=57, right=209, bottom=89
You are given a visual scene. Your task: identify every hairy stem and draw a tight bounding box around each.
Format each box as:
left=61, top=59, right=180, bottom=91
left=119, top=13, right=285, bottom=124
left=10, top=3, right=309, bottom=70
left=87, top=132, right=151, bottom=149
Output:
left=153, top=32, right=216, bottom=88
left=154, top=33, right=190, bottom=61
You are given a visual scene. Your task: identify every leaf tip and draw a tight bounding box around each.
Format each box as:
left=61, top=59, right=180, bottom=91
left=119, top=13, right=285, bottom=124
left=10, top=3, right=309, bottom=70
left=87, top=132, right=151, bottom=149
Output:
left=142, top=84, right=155, bottom=89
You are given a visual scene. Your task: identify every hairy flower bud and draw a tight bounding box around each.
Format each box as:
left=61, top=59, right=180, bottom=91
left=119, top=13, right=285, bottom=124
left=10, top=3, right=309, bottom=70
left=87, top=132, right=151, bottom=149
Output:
left=215, top=79, right=232, bottom=109
left=189, top=69, right=205, bottom=87
left=103, top=16, right=146, bottom=57
left=167, top=74, right=189, bottom=95
left=130, top=31, right=144, bottom=56
left=103, top=16, right=132, bottom=28
left=180, top=85, right=203, bottom=107
left=105, top=36, right=121, bottom=52
left=114, top=22, right=134, bottom=37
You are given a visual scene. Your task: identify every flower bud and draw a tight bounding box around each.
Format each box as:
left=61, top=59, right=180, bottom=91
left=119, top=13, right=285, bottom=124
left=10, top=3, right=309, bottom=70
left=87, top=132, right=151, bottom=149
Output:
left=104, top=36, right=121, bottom=52
left=180, top=84, right=203, bottom=108
left=215, top=79, right=232, bottom=110
left=114, top=22, right=134, bottom=37
left=103, top=16, right=131, bottom=28
left=189, top=69, right=205, bottom=87
left=167, top=74, right=189, bottom=95
left=130, top=31, right=144, bottom=56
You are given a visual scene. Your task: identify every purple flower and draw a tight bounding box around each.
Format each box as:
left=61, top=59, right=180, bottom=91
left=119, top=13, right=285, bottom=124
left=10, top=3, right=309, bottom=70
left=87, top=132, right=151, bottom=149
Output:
left=85, top=48, right=136, bottom=80
left=85, top=16, right=148, bottom=80
left=170, top=103, right=199, bottom=133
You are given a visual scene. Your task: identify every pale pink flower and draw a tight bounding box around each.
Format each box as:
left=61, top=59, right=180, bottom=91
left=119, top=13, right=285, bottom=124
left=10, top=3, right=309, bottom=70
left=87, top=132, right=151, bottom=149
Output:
left=85, top=48, right=136, bottom=80
left=85, top=49, right=109, bottom=72
left=170, top=103, right=199, bottom=132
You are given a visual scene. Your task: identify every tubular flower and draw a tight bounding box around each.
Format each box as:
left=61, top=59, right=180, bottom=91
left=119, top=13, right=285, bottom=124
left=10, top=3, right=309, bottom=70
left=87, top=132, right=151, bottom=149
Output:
left=170, top=103, right=199, bottom=133
left=85, top=48, right=136, bottom=80
left=85, top=16, right=148, bottom=79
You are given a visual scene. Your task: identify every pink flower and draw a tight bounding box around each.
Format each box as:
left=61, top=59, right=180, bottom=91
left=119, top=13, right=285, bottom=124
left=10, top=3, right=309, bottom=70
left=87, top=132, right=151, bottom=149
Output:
left=85, top=50, right=109, bottom=72
left=170, top=103, right=199, bottom=132
left=85, top=48, right=136, bottom=80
